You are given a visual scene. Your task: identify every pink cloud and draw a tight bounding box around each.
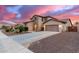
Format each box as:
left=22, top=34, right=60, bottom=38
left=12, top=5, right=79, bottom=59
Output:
left=24, top=5, right=65, bottom=20
left=3, top=13, right=16, bottom=20
left=0, top=6, right=5, bottom=13
left=0, top=5, right=79, bottom=23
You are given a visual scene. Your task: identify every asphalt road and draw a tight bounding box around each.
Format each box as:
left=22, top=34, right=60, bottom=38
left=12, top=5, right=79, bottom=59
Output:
left=28, top=32, right=79, bottom=53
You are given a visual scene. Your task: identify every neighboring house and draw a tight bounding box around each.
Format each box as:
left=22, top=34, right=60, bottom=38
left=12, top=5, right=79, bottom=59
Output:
left=0, top=21, right=16, bottom=29
left=0, top=23, right=14, bottom=29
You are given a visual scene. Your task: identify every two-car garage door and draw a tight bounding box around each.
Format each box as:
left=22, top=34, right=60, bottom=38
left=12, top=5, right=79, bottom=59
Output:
left=45, top=25, right=59, bottom=31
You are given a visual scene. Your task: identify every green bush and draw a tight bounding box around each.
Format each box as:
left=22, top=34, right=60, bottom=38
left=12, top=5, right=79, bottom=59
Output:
left=2, top=24, right=28, bottom=33
left=15, top=24, right=28, bottom=33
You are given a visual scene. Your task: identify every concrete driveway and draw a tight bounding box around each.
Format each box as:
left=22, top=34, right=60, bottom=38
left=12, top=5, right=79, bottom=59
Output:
left=0, top=31, right=33, bottom=53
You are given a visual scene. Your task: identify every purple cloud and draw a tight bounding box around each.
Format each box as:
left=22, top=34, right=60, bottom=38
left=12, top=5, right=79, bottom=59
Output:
left=43, top=5, right=79, bottom=16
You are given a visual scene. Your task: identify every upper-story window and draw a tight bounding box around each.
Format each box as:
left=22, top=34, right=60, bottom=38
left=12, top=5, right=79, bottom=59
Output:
left=42, top=17, right=47, bottom=22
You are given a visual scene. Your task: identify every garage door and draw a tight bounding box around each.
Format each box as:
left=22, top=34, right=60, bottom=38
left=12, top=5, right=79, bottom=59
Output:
left=45, top=25, right=59, bottom=31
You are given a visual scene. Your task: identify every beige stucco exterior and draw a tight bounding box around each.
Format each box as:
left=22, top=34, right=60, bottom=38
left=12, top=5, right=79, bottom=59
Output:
left=26, top=22, right=34, bottom=32
left=28, top=15, right=72, bottom=32
left=31, top=15, right=44, bottom=31
left=36, top=17, right=43, bottom=31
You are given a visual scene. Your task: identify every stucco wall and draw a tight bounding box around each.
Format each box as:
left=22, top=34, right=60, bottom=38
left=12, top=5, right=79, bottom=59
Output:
left=27, top=22, right=34, bottom=32
left=36, top=17, right=43, bottom=31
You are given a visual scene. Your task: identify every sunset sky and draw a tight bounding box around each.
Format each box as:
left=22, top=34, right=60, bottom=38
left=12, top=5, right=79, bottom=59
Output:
left=0, top=5, right=79, bottom=23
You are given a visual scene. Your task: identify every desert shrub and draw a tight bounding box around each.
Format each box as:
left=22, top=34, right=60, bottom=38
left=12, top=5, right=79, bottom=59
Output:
left=2, top=24, right=28, bottom=33
left=15, top=24, right=28, bottom=33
